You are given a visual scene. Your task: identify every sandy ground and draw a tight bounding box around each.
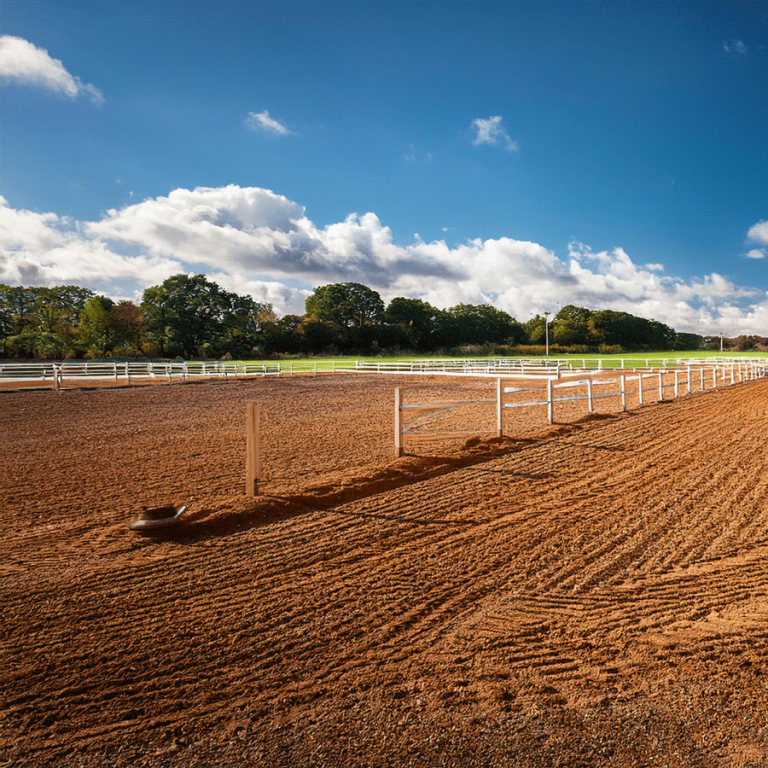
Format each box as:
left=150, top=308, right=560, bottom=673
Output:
left=3, top=373, right=768, bottom=767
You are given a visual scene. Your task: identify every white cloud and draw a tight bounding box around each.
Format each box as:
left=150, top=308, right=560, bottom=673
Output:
left=0, top=35, right=103, bottom=104
left=245, top=110, right=293, bottom=136
left=748, top=219, right=768, bottom=244
left=746, top=249, right=766, bottom=260
left=3, top=185, right=768, bottom=333
left=724, top=39, right=747, bottom=54
left=471, top=116, right=519, bottom=152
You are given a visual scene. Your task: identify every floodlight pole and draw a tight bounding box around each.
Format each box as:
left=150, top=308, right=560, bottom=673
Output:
left=544, top=311, right=551, bottom=357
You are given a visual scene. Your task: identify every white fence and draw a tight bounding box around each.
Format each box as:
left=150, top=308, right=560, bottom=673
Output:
left=0, top=359, right=350, bottom=388
left=394, top=360, right=768, bottom=455
left=2, top=356, right=767, bottom=391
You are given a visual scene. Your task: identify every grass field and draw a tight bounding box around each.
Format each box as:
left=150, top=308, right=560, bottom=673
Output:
left=230, top=350, right=766, bottom=373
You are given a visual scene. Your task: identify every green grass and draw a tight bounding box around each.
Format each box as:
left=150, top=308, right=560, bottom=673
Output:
left=225, top=350, right=765, bottom=371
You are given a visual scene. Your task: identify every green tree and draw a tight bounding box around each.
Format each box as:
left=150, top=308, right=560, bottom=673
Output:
left=78, top=296, right=115, bottom=356
left=33, top=285, right=95, bottom=334
left=305, top=283, right=385, bottom=328
left=524, top=314, right=547, bottom=345
left=551, top=305, right=592, bottom=346
left=141, top=274, right=272, bottom=358
left=109, top=301, right=144, bottom=353
left=446, top=303, right=524, bottom=345
left=0, top=285, right=38, bottom=337
left=384, top=297, right=438, bottom=350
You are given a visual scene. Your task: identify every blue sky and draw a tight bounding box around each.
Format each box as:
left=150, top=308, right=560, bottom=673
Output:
left=2, top=0, right=768, bottom=334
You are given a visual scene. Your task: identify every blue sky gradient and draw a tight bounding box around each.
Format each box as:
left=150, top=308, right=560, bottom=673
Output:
left=2, top=0, right=768, bottom=333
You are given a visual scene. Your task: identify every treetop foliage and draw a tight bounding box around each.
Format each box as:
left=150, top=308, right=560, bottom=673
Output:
left=0, top=276, right=729, bottom=360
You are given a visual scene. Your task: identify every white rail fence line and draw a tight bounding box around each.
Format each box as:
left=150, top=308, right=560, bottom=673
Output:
left=394, top=362, right=767, bottom=455
left=0, top=359, right=341, bottom=388
left=2, top=356, right=767, bottom=390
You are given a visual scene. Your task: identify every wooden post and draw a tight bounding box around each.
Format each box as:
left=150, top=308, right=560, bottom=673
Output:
left=587, top=378, right=593, bottom=413
left=713, top=367, right=717, bottom=388
left=246, top=403, right=261, bottom=497
left=658, top=371, right=664, bottom=401
left=496, top=378, right=503, bottom=437
left=314, top=362, right=317, bottom=377
left=674, top=370, right=679, bottom=398
left=53, top=364, right=60, bottom=391
left=125, top=362, right=130, bottom=385
left=394, top=388, right=403, bottom=457
left=700, top=367, right=704, bottom=391
left=638, top=374, right=644, bottom=405
left=687, top=365, right=692, bottom=394
left=114, top=362, right=118, bottom=383
left=547, top=378, right=554, bottom=424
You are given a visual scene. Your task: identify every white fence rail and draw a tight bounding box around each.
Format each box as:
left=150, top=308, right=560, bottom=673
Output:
left=0, top=359, right=349, bottom=388
left=394, top=361, right=768, bottom=454
left=3, top=356, right=768, bottom=391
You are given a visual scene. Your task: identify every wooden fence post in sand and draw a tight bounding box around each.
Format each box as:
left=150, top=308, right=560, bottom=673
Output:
left=246, top=403, right=261, bottom=497
left=394, top=387, right=403, bottom=458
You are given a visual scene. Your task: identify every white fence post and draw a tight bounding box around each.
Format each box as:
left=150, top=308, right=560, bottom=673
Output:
left=394, top=387, right=403, bottom=457
left=700, top=367, right=704, bottom=391
left=496, top=378, right=503, bottom=437
left=587, top=378, right=593, bottom=413
left=638, top=374, right=644, bottom=405
left=125, top=362, right=130, bottom=385
left=674, top=370, right=679, bottom=398
left=620, top=373, right=626, bottom=412
left=658, top=371, right=664, bottom=401
left=547, top=378, right=554, bottom=424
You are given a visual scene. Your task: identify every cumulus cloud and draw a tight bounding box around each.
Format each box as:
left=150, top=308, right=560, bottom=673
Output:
left=3, top=185, right=768, bottom=332
left=748, top=219, right=768, bottom=244
left=245, top=110, right=293, bottom=135
left=471, top=116, right=519, bottom=152
left=746, top=249, right=765, bottom=260
left=0, top=35, right=103, bottom=104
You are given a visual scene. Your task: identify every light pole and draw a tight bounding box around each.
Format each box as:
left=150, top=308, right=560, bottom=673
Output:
left=544, top=311, right=551, bottom=357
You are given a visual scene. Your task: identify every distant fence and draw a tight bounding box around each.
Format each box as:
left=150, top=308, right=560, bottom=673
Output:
left=3, top=355, right=767, bottom=392
left=0, top=359, right=355, bottom=389
left=394, top=361, right=768, bottom=455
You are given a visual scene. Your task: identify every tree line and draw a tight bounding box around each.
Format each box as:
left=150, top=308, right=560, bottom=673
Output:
left=0, top=274, right=754, bottom=360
